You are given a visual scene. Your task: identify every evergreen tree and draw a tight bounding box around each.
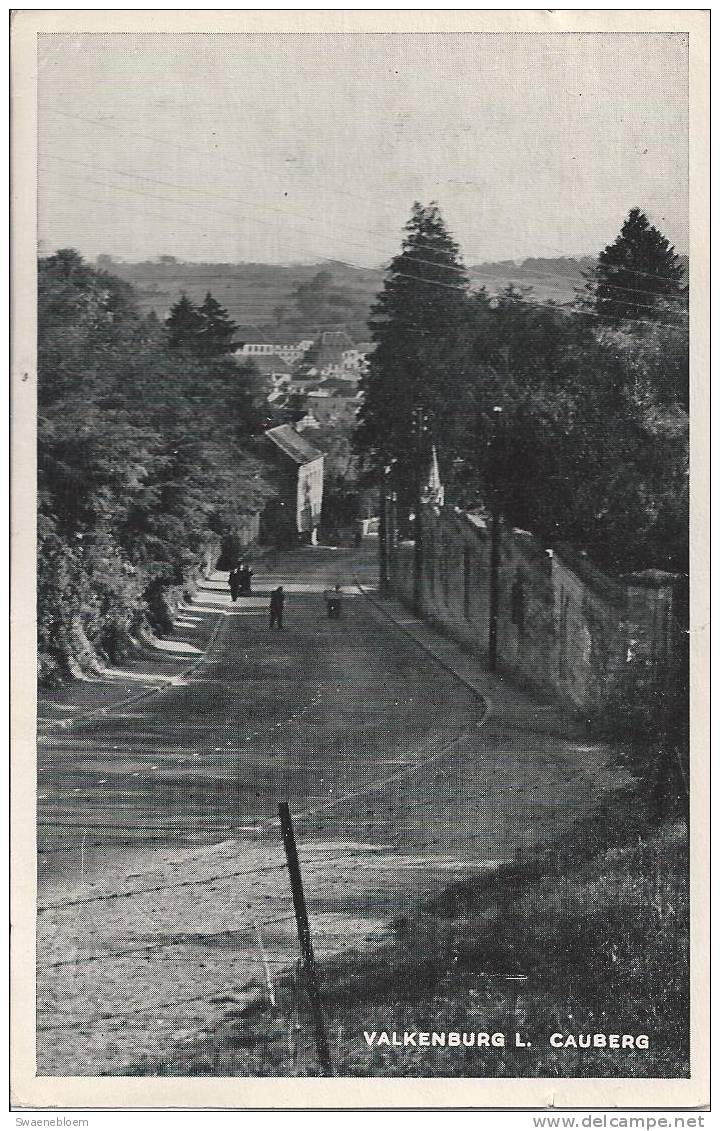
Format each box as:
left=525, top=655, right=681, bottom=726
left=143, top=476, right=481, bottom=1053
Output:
left=165, top=293, right=203, bottom=350
left=355, top=202, right=470, bottom=495
left=196, top=291, right=239, bottom=358
left=586, top=208, right=686, bottom=323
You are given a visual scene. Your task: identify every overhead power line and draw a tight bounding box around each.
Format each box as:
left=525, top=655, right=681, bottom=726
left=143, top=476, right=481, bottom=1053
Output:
left=43, top=150, right=686, bottom=303
left=40, top=179, right=687, bottom=332
left=391, top=272, right=687, bottom=330
left=43, top=108, right=685, bottom=284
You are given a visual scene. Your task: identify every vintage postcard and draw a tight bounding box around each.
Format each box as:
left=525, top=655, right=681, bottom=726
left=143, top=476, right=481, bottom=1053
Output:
left=10, top=9, right=709, bottom=1111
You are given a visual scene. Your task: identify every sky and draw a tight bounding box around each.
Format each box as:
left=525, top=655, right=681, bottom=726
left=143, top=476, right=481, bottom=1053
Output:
left=38, top=32, right=689, bottom=267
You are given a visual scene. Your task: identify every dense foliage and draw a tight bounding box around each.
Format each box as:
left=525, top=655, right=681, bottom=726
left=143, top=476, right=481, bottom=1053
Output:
left=167, top=291, right=241, bottom=358
left=38, top=250, right=274, bottom=683
left=357, top=205, right=688, bottom=575
left=356, top=202, right=471, bottom=500
left=585, top=206, right=687, bottom=323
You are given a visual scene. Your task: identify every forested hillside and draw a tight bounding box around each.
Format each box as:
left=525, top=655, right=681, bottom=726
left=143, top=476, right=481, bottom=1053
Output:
left=93, top=252, right=684, bottom=342
left=38, top=250, right=274, bottom=683
left=98, top=258, right=381, bottom=343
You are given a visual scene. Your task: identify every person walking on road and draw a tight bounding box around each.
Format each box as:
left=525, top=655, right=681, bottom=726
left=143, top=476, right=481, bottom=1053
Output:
left=269, top=586, right=286, bottom=629
left=228, top=566, right=241, bottom=602
left=240, top=563, right=254, bottom=596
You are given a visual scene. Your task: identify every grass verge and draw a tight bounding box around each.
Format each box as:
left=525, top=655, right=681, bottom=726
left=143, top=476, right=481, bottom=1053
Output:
left=120, top=780, right=688, bottom=1079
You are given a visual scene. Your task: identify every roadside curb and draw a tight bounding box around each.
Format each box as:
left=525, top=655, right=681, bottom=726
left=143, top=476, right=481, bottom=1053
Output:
left=354, top=578, right=492, bottom=720
left=39, top=606, right=229, bottom=734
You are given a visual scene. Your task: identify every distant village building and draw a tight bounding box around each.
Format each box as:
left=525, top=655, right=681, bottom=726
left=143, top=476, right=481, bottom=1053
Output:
left=239, top=331, right=374, bottom=407
left=233, top=350, right=293, bottom=402
left=312, top=330, right=355, bottom=370
left=236, top=340, right=313, bottom=365
left=260, top=424, right=325, bottom=546
left=304, top=380, right=361, bottom=425
left=294, top=413, right=321, bottom=432
left=341, top=342, right=375, bottom=374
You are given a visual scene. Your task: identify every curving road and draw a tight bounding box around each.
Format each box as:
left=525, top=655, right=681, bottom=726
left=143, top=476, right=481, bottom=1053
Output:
left=37, top=544, right=620, bottom=1075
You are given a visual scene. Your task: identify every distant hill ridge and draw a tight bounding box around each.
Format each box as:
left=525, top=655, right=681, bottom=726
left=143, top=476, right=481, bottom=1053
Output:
left=101, top=253, right=687, bottom=341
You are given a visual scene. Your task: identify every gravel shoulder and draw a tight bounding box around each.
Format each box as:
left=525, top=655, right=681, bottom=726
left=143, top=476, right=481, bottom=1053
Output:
left=38, top=586, right=228, bottom=732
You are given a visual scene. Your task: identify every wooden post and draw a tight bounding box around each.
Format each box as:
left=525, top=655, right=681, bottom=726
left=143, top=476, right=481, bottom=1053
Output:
left=378, top=468, right=389, bottom=595
left=413, top=407, right=426, bottom=617
left=278, top=802, right=333, bottom=1077
left=413, top=502, right=423, bottom=616
left=488, top=406, right=503, bottom=673
left=488, top=503, right=500, bottom=672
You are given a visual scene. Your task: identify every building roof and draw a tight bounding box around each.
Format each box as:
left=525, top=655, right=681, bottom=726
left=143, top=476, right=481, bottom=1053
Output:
left=318, top=330, right=354, bottom=349
left=322, top=377, right=357, bottom=392
left=243, top=355, right=293, bottom=375
left=238, top=327, right=312, bottom=345
left=265, top=424, right=324, bottom=465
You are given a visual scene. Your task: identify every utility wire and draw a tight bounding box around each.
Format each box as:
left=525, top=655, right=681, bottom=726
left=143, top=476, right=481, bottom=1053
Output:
left=41, top=157, right=406, bottom=276
left=37, top=843, right=408, bottom=912
left=42, top=152, right=686, bottom=306
left=391, top=272, right=687, bottom=330
left=43, top=107, right=687, bottom=283
left=40, top=182, right=686, bottom=332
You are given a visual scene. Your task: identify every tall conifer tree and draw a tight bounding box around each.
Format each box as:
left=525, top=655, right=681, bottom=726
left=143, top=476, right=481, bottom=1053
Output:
left=586, top=208, right=686, bottom=323
left=165, top=293, right=203, bottom=350
left=196, top=292, right=239, bottom=358
left=356, top=202, right=469, bottom=493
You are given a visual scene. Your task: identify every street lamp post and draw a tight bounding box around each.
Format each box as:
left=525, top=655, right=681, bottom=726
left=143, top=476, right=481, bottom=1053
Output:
left=412, top=407, right=427, bottom=617
left=488, top=406, right=503, bottom=673
left=378, top=462, right=391, bottom=595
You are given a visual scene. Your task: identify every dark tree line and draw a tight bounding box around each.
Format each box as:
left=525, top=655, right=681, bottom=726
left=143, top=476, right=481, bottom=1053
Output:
left=356, top=203, right=688, bottom=575
left=166, top=291, right=240, bottom=357
left=38, top=251, right=274, bottom=683
left=273, top=269, right=369, bottom=333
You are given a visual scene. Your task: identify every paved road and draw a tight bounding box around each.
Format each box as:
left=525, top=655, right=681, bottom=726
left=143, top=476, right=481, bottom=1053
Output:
left=37, top=545, right=621, bottom=1075
left=38, top=546, right=481, bottom=871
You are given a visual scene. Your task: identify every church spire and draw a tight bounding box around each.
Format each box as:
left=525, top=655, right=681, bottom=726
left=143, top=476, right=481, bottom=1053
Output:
left=423, top=444, right=444, bottom=506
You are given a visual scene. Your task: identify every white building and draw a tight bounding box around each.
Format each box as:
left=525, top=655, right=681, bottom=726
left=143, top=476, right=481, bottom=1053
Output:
left=236, top=340, right=313, bottom=365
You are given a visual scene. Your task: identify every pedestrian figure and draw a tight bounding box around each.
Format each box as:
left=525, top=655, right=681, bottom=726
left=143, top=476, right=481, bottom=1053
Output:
left=324, top=584, right=343, bottom=620
left=269, top=586, right=285, bottom=629
left=240, top=563, right=254, bottom=596
left=229, top=566, right=241, bottom=602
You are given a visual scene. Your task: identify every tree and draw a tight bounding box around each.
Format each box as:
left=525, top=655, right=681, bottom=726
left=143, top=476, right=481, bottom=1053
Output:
left=355, top=202, right=470, bottom=501
left=291, top=270, right=353, bottom=324
left=196, top=292, right=239, bottom=359
left=585, top=208, right=686, bottom=323
left=166, top=291, right=239, bottom=358
left=37, top=252, right=276, bottom=681
left=166, top=293, right=203, bottom=350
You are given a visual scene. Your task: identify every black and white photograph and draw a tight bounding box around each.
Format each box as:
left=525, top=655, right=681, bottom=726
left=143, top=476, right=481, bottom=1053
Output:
left=10, top=9, right=709, bottom=1110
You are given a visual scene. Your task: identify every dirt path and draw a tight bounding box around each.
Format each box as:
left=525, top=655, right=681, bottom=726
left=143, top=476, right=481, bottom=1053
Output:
left=37, top=545, right=625, bottom=1075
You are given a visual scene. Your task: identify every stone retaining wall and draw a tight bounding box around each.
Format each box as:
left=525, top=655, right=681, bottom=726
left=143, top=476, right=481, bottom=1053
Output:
left=389, top=504, right=680, bottom=715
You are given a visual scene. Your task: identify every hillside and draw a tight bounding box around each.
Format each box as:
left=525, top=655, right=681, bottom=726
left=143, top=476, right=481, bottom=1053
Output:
left=468, top=256, right=595, bottom=303
left=98, top=254, right=687, bottom=343
left=101, top=258, right=382, bottom=343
